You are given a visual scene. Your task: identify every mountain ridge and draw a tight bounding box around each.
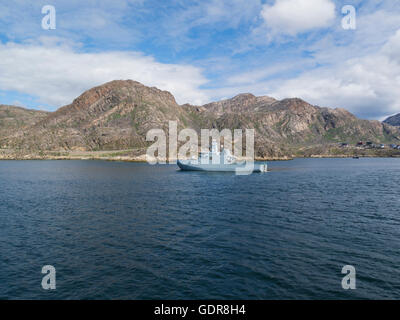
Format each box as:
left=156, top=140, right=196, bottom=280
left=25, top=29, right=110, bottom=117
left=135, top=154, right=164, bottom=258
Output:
left=1, top=80, right=400, bottom=159
left=384, top=113, right=400, bottom=127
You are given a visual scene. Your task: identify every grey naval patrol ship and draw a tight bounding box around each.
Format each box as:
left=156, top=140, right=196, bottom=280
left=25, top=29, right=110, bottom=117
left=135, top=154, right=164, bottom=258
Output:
left=177, top=140, right=267, bottom=173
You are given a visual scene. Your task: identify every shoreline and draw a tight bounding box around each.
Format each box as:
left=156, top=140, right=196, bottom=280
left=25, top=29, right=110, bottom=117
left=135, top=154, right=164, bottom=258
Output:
left=0, top=156, right=293, bottom=161
left=2, top=147, right=400, bottom=162
left=1, top=154, right=400, bottom=161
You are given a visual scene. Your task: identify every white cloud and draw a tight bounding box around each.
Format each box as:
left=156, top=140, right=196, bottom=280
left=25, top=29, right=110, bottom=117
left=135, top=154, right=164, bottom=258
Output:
left=157, top=0, right=262, bottom=50
left=192, top=0, right=261, bottom=28
left=226, top=64, right=292, bottom=86
left=0, top=39, right=210, bottom=108
left=12, top=100, right=26, bottom=108
left=206, top=4, right=400, bottom=120
left=269, top=29, right=400, bottom=119
left=225, top=59, right=315, bottom=86
left=1, top=0, right=399, bottom=122
left=0, top=0, right=145, bottom=48
left=261, top=0, right=336, bottom=36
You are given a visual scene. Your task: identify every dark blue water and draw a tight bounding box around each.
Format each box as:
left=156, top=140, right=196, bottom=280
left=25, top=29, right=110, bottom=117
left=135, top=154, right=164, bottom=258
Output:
left=1, top=158, right=400, bottom=299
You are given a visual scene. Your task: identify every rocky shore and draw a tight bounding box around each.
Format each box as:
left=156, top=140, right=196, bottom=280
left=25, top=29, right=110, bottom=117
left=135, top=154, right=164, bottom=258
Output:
left=2, top=148, right=400, bottom=162
left=0, top=150, right=293, bottom=162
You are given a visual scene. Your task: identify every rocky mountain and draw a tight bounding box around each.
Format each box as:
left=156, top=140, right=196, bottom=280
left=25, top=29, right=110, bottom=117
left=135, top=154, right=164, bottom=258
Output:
left=190, top=95, right=400, bottom=157
left=1, top=80, right=400, bottom=158
left=0, top=105, right=49, bottom=147
left=2, top=80, right=197, bottom=152
left=384, top=113, right=400, bottom=127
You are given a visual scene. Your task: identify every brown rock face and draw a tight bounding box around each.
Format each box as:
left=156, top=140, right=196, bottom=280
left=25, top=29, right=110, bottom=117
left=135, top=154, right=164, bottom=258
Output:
left=1, top=79, right=400, bottom=157
left=3, top=80, right=195, bottom=151
left=0, top=105, right=49, bottom=148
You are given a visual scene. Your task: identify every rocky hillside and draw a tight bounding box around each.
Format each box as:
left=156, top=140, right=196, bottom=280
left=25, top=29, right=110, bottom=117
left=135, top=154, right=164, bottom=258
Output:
left=0, top=105, right=49, bottom=147
left=187, top=95, right=400, bottom=157
left=1, top=80, right=400, bottom=158
left=3, top=80, right=196, bottom=152
left=384, top=113, right=400, bottom=126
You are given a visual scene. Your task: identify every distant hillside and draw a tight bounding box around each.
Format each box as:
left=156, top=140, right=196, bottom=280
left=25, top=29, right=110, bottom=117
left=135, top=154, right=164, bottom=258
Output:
left=189, top=94, right=400, bottom=157
left=2, top=80, right=198, bottom=152
left=1, top=80, right=400, bottom=158
left=0, top=105, right=49, bottom=147
left=384, top=113, right=400, bottom=127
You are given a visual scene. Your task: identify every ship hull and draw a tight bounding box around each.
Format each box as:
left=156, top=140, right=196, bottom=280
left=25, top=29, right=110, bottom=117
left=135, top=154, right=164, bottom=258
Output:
left=177, top=160, right=267, bottom=173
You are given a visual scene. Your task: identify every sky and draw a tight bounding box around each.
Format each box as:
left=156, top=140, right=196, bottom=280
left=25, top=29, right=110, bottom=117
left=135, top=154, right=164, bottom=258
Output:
left=0, top=0, right=399, bottom=120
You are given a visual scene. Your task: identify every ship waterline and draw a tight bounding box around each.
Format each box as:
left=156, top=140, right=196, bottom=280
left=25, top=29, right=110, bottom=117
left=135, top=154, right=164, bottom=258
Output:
left=177, top=159, right=267, bottom=172
left=176, top=139, right=268, bottom=173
